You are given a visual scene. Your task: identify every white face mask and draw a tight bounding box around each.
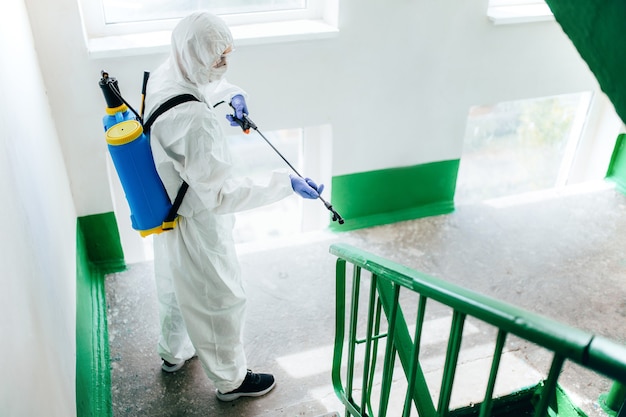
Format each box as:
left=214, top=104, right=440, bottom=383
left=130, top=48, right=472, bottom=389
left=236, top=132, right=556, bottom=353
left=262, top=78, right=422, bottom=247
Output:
left=207, top=48, right=231, bottom=83
left=208, top=63, right=228, bottom=82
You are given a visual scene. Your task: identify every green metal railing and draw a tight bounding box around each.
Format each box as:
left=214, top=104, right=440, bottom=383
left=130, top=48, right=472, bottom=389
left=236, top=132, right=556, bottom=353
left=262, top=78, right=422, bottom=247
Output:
left=330, top=243, right=626, bottom=417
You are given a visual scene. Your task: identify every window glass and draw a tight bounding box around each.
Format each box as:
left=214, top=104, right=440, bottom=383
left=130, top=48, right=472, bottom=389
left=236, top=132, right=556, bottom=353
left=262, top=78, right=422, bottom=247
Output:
left=228, top=128, right=303, bottom=243
left=103, top=0, right=306, bottom=25
left=456, top=93, right=590, bottom=204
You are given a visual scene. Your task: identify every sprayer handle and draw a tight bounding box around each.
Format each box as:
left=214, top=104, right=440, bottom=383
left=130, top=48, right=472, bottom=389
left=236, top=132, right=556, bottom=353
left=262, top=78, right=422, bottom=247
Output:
left=228, top=112, right=257, bottom=134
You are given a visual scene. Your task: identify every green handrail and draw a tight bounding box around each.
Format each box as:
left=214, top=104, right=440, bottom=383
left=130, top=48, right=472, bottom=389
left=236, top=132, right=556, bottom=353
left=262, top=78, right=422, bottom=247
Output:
left=330, top=243, right=626, bottom=417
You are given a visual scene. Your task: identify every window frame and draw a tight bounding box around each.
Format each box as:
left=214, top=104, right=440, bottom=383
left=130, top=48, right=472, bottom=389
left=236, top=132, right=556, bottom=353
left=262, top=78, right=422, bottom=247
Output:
left=82, top=0, right=339, bottom=58
left=489, top=0, right=545, bottom=6
left=83, top=1, right=326, bottom=38
left=487, top=0, right=554, bottom=25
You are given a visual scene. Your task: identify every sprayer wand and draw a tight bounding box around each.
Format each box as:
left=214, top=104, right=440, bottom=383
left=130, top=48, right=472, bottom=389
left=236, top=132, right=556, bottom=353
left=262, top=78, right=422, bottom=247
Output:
left=230, top=112, right=345, bottom=225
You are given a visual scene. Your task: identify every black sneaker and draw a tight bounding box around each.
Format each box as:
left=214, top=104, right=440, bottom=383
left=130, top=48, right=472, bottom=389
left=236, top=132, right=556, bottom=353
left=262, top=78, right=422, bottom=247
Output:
left=161, top=359, right=185, bottom=373
left=161, top=353, right=197, bottom=373
left=216, top=370, right=276, bottom=401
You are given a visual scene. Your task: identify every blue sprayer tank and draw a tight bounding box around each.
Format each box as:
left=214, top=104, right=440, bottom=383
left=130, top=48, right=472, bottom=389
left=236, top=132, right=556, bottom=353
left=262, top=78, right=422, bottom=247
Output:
left=99, top=72, right=173, bottom=237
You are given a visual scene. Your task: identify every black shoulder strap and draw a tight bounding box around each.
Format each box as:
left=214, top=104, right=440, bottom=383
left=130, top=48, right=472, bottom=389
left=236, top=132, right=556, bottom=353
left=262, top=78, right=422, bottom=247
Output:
left=143, top=94, right=200, bottom=229
left=162, top=181, right=189, bottom=230
left=143, top=94, right=200, bottom=133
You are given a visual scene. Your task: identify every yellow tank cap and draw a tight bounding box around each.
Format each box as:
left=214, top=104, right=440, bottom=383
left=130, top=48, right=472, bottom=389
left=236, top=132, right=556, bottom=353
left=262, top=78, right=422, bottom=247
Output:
left=106, top=120, right=143, bottom=146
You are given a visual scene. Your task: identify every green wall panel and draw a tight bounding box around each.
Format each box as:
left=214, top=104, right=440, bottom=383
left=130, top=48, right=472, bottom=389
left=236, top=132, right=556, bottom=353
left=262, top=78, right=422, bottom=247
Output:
left=330, top=160, right=459, bottom=231
left=606, top=134, right=626, bottom=193
left=545, top=0, right=626, bottom=126
left=545, top=1, right=626, bottom=196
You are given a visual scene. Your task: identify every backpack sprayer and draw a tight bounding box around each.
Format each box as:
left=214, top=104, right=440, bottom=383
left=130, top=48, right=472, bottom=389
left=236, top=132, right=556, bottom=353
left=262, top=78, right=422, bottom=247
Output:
left=99, top=70, right=197, bottom=237
left=228, top=112, right=344, bottom=225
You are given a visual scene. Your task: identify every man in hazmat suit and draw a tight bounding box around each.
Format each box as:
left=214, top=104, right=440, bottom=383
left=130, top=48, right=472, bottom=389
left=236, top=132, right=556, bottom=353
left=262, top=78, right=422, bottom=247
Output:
left=143, top=11, right=323, bottom=401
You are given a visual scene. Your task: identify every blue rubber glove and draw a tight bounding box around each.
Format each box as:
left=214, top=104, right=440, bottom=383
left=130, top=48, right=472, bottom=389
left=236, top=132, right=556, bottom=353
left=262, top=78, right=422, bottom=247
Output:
left=226, top=94, right=248, bottom=126
left=290, top=175, right=324, bottom=199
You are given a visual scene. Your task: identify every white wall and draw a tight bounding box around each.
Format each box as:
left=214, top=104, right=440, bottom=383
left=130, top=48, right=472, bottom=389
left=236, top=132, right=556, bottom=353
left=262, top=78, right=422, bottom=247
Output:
left=0, top=0, right=77, bottom=415
left=23, top=0, right=599, bottom=220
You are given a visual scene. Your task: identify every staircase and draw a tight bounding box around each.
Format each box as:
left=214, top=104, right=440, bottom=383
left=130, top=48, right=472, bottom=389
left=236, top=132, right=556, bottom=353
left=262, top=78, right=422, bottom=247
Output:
left=329, top=243, right=626, bottom=417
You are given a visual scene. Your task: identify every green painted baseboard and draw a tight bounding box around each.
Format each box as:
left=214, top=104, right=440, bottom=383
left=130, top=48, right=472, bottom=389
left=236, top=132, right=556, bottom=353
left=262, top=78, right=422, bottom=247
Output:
left=330, top=160, right=459, bottom=231
left=77, top=213, right=125, bottom=272
left=76, top=212, right=125, bottom=417
left=606, top=134, right=626, bottom=194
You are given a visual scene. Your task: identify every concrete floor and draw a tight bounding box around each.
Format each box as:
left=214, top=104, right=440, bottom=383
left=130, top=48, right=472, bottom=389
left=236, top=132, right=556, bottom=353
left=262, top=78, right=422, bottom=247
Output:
left=106, top=182, right=626, bottom=417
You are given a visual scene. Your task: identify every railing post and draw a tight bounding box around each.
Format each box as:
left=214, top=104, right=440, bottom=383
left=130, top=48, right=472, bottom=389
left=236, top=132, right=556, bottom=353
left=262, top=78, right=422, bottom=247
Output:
left=603, top=382, right=626, bottom=413
left=403, top=295, right=428, bottom=417
left=437, top=311, right=466, bottom=417
left=479, top=330, right=508, bottom=417
left=534, top=354, right=565, bottom=417
left=378, top=283, right=401, bottom=417
left=347, top=266, right=362, bottom=415
left=332, top=259, right=362, bottom=417
left=358, top=273, right=380, bottom=415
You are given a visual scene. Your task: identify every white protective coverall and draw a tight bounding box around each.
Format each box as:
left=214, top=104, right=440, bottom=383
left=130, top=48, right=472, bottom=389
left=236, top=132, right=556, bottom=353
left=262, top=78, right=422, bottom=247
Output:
left=143, top=11, right=293, bottom=393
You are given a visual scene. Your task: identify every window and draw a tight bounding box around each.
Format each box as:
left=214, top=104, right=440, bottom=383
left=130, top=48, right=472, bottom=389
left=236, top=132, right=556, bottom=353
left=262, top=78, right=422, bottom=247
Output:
left=228, top=124, right=333, bottom=244
left=102, top=0, right=307, bottom=26
left=456, top=93, right=594, bottom=204
left=229, top=128, right=304, bottom=243
left=82, top=0, right=339, bottom=57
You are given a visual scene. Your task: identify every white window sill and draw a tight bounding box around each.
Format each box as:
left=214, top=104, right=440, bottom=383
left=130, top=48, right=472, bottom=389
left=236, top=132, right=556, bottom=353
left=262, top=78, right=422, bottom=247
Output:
left=487, top=4, right=554, bottom=25
left=88, top=19, right=339, bottom=59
